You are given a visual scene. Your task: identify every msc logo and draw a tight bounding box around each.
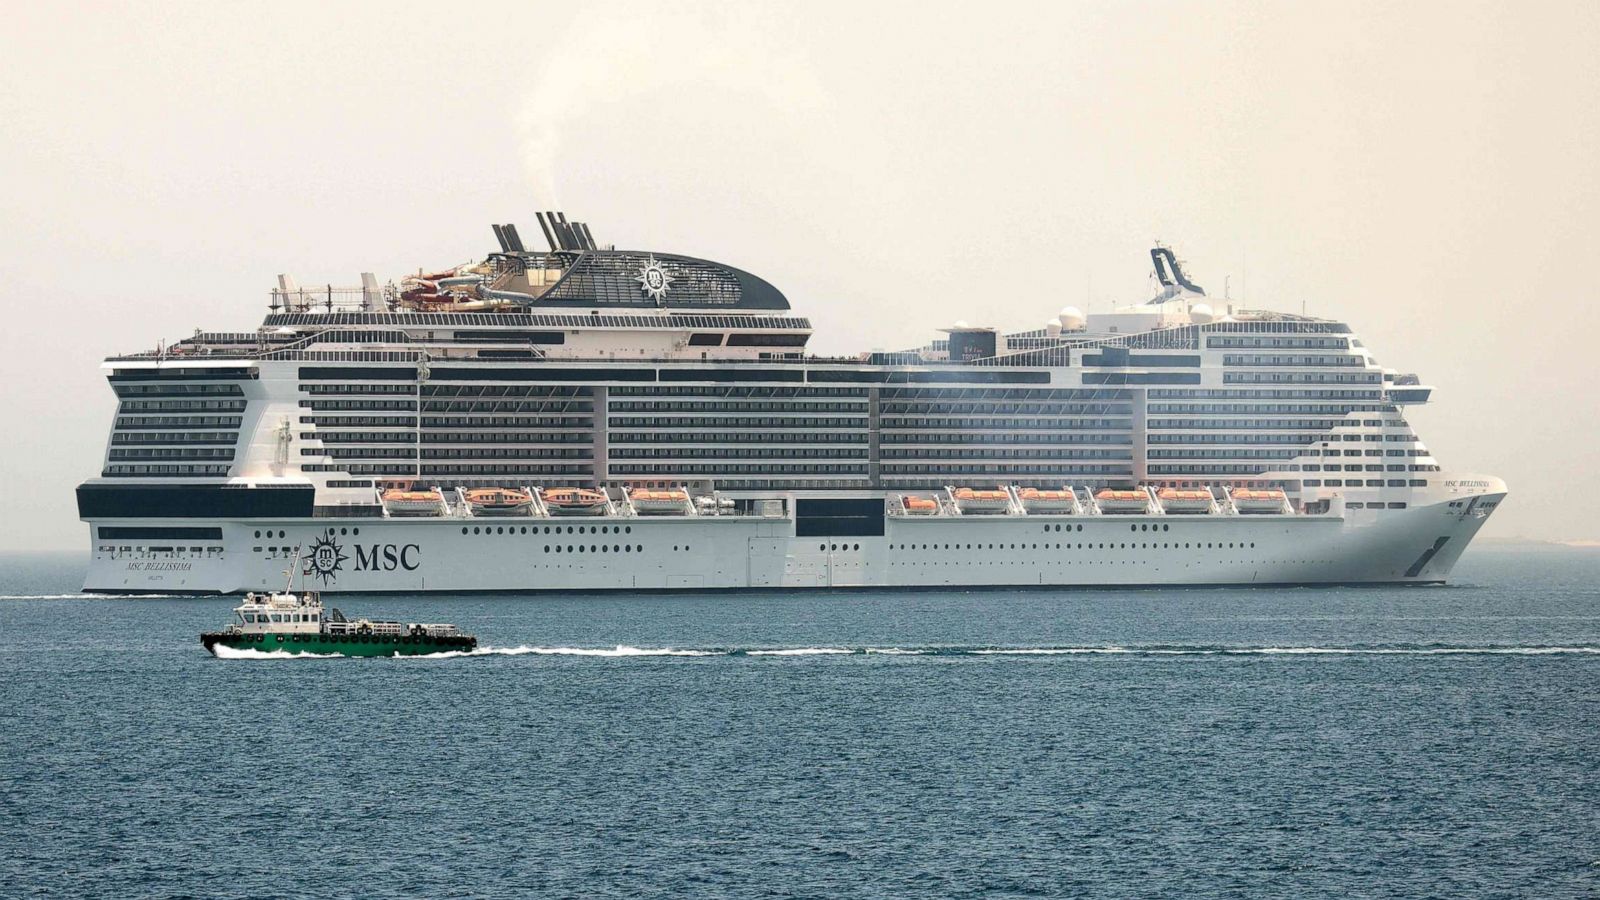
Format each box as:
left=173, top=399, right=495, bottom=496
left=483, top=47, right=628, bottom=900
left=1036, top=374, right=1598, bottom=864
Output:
left=355, top=543, right=421, bottom=572
left=303, top=535, right=420, bottom=583
left=304, top=535, right=348, bottom=585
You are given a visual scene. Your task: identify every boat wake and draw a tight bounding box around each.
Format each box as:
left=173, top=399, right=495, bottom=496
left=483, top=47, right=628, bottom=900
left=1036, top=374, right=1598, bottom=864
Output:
left=404, top=643, right=1600, bottom=659
left=208, top=643, right=1600, bottom=661
left=211, top=644, right=346, bottom=660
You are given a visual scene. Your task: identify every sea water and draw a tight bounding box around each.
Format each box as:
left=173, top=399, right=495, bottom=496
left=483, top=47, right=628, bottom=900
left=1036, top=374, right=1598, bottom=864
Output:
left=1, top=548, right=1597, bottom=897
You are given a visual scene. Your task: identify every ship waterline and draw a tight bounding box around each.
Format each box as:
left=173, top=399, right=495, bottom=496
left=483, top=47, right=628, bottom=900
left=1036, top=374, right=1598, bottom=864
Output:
left=79, top=216, right=1505, bottom=593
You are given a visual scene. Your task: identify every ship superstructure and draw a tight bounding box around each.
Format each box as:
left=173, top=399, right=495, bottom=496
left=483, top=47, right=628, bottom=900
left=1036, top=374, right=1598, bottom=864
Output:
left=79, top=215, right=1505, bottom=594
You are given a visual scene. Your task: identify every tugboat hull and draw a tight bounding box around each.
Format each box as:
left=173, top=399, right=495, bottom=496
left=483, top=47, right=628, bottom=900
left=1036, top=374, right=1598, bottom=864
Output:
left=201, top=631, right=476, bottom=657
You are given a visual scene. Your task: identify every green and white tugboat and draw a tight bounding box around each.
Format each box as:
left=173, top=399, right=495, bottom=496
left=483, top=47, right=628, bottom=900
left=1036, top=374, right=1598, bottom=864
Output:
left=201, top=553, right=476, bottom=657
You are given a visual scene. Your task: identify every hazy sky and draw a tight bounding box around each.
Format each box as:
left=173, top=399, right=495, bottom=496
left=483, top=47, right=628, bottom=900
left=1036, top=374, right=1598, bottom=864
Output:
left=2, top=0, right=1596, bottom=551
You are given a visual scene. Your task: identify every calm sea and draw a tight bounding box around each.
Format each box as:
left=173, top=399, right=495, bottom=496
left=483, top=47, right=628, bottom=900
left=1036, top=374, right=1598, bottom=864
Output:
left=2, top=548, right=1597, bottom=898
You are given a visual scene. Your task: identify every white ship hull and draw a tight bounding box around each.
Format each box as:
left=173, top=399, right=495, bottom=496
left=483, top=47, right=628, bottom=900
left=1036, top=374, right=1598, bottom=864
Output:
left=78, top=222, right=1508, bottom=595
left=82, top=487, right=1504, bottom=595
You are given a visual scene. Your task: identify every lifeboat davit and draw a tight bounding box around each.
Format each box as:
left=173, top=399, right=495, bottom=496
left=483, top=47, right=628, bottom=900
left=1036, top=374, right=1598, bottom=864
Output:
left=1094, top=488, right=1150, bottom=514
left=381, top=486, right=445, bottom=517
left=1156, top=488, right=1213, bottom=514
left=630, top=488, right=690, bottom=515
left=901, top=495, right=939, bottom=515
left=1232, top=488, right=1289, bottom=514
left=465, top=488, right=532, bottom=517
left=544, top=488, right=609, bottom=516
left=952, top=487, right=1011, bottom=514
left=1018, top=488, right=1076, bottom=513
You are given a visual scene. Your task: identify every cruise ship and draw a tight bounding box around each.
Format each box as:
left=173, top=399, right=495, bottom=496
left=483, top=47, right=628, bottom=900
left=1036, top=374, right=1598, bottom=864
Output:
left=78, top=214, right=1506, bottom=594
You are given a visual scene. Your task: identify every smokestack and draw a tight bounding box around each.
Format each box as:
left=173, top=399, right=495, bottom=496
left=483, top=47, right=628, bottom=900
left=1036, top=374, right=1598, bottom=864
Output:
left=535, top=212, right=558, bottom=252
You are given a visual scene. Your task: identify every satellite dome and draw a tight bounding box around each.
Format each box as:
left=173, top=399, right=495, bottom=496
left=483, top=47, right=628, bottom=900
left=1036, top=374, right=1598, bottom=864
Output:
left=1189, top=302, right=1214, bottom=323
left=1057, top=306, right=1086, bottom=330
left=1045, top=320, right=1063, bottom=337
left=953, top=320, right=969, bottom=329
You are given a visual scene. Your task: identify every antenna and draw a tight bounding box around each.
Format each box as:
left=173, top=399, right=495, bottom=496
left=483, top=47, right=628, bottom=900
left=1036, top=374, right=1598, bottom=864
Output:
left=285, top=543, right=303, bottom=594
left=491, top=224, right=510, bottom=253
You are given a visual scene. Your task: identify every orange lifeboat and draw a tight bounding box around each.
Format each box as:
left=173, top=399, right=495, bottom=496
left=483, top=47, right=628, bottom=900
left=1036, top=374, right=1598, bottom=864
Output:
left=1094, top=488, right=1150, bottom=513
left=952, top=487, right=1011, bottom=514
left=901, top=495, right=939, bottom=515
left=544, top=487, right=609, bottom=516
left=1156, top=488, right=1213, bottom=514
left=381, top=486, right=445, bottom=517
left=465, top=487, right=533, bottom=517
left=1232, top=488, right=1289, bottom=514
left=630, top=488, right=690, bottom=515
left=1018, top=487, right=1077, bottom=513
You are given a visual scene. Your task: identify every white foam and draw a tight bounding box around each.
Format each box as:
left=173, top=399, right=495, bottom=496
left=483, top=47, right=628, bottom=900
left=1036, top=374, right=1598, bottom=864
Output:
left=864, top=648, right=927, bottom=655
left=746, top=647, right=854, bottom=656
left=973, top=647, right=1133, bottom=655
left=211, top=644, right=344, bottom=660
left=423, top=645, right=720, bottom=658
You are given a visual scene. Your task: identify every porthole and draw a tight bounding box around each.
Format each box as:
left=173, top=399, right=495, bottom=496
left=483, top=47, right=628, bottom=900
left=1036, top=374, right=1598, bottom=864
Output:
left=624, top=545, right=632, bottom=553
left=339, top=527, right=347, bottom=536
left=544, top=545, right=550, bottom=553
left=819, top=544, right=826, bottom=552
left=1162, top=524, right=1169, bottom=532
left=461, top=527, right=468, bottom=535
left=473, top=527, right=480, bottom=535
left=254, top=531, right=261, bottom=538
left=353, top=527, right=360, bottom=536
left=579, top=545, right=585, bottom=553
left=497, top=526, right=504, bottom=535
left=1130, top=524, right=1138, bottom=533
left=601, top=545, right=608, bottom=553
left=853, top=544, right=860, bottom=551
left=625, top=526, right=632, bottom=534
